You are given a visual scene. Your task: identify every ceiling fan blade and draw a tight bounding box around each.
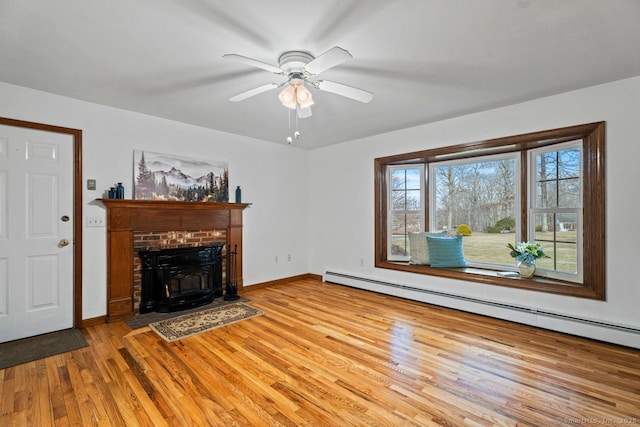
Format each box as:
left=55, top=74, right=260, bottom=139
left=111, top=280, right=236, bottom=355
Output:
left=297, top=104, right=312, bottom=118
left=229, top=83, right=280, bottom=102
left=222, top=54, right=283, bottom=74
left=304, top=46, right=353, bottom=75
left=315, top=80, right=374, bottom=103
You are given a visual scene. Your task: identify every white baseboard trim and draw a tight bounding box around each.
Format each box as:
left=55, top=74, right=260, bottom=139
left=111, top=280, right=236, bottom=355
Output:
left=324, top=270, right=640, bottom=349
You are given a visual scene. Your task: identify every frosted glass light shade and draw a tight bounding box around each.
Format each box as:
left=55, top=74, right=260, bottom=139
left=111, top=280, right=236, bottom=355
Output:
left=296, top=85, right=314, bottom=108
left=278, top=85, right=297, bottom=109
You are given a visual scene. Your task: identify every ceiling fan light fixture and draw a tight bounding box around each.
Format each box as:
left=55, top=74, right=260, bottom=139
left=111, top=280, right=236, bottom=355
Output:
left=296, top=85, right=314, bottom=108
left=224, top=46, right=372, bottom=126
left=278, top=85, right=297, bottom=109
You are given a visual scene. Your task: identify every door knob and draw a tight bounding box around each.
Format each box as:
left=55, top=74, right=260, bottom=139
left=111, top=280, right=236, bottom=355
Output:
left=61, top=215, right=70, bottom=222
left=59, top=239, right=70, bottom=247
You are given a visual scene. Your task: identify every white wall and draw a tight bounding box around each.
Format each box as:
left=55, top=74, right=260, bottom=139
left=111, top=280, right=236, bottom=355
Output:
left=3, top=74, right=639, bottom=341
left=0, top=82, right=310, bottom=320
left=309, top=76, right=640, bottom=341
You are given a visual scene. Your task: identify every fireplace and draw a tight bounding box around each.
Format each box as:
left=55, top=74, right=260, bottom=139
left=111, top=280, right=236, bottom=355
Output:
left=99, top=199, right=249, bottom=321
left=139, top=244, right=224, bottom=313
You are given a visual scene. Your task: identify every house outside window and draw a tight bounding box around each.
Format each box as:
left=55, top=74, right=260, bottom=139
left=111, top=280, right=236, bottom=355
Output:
left=374, top=122, right=605, bottom=300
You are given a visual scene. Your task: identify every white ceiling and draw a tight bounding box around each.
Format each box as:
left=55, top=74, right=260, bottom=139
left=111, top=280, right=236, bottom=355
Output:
left=1, top=1, right=639, bottom=149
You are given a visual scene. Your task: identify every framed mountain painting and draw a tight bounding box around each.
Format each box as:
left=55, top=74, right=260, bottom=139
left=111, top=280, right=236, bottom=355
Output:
left=133, top=150, right=229, bottom=202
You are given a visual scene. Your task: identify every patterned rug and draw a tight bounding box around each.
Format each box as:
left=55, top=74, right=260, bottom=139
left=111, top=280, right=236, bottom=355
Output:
left=125, top=297, right=249, bottom=329
left=149, top=302, right=264, bottom=342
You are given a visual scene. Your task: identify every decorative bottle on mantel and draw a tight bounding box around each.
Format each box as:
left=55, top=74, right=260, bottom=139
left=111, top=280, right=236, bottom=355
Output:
left=235, top=186, right=242, bottom=203
left=116, top=182, right=125, bottom=199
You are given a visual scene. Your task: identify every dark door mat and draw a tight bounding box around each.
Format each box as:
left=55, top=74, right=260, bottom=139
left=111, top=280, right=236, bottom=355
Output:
left=0, top=328, right=88, bottom=370
left=125, top=296, right=249, bottom=329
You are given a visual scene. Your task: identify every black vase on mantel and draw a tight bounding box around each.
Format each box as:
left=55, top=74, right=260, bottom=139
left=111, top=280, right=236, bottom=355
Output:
left=235, top=186, right=242, bottom=203
left=108, top=182, right=125, bottom=199
left=116, top=182, right=124, bottom=199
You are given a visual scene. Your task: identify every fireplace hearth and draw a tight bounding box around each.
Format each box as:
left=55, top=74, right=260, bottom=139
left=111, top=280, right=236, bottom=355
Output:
left=139, top=244, right=224, bottom=313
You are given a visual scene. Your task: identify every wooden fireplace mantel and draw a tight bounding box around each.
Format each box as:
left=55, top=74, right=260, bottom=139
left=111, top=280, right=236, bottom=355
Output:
left=98, top=199, right=250, bottom=321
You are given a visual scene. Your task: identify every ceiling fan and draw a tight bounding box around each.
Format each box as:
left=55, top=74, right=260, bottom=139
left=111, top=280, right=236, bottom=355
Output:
left=223, top=46, right=374, bottom=118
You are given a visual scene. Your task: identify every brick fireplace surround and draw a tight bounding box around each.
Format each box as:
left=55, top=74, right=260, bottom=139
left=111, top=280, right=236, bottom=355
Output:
left=99, top=199, right=250, bottom=322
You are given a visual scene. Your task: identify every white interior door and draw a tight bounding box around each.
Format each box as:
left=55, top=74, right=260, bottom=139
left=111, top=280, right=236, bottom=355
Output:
left=0, top=124, right=74, bottom=343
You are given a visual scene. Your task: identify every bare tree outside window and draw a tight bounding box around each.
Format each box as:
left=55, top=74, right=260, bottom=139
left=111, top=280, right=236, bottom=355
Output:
left=432, top=158, right=517, bottom=265
left=533, top=144, right=582, bottom=275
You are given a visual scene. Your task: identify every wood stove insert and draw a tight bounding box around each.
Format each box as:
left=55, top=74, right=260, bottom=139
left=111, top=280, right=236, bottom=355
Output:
left=139, top=243, right=224, bottom=313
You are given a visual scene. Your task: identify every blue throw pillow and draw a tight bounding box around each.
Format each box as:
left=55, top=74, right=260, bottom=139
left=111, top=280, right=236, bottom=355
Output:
left=426, top=235, right=468, bottom=268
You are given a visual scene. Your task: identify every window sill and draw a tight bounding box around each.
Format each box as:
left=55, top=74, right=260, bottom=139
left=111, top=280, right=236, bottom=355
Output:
left=375, top=260, right=603, bottom=300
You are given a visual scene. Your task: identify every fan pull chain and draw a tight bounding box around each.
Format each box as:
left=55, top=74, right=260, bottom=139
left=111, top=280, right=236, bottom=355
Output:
left=286, top=109, right=293, bottom=144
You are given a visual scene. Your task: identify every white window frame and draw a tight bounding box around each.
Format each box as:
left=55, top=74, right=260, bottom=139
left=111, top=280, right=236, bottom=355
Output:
left=528, top=141, right=584, bottom=283
left=387, top=164, right=425, bottom=261
left=428, top=152, right=521, bottom=270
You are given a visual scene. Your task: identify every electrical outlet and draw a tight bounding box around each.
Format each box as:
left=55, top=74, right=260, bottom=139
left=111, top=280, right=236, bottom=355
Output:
left=360, top=258, right=364, bottom=266
left=287, top=254, right=291, bottom=262
left=86, top=216, right=105, bottom=227
left=275, top=255, right=278, bottom=263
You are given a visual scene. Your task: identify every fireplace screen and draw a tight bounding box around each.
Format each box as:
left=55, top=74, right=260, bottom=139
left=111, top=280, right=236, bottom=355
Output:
left=139, top=244, right=224, bottom=313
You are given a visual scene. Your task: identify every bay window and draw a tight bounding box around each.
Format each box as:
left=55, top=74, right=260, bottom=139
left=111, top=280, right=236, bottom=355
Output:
left=374, top=122, right=605, bottom=300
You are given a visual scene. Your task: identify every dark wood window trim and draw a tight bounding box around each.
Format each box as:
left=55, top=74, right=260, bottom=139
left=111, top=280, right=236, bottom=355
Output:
left=374, top=122, right=606, bottom=300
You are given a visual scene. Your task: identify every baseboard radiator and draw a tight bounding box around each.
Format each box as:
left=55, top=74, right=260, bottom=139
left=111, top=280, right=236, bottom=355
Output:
left=324, top=270, right=640, bottom=349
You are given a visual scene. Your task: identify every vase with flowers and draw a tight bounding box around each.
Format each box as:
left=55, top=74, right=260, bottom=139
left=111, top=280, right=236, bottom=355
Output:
left=506, top=241, right=550, bottom=278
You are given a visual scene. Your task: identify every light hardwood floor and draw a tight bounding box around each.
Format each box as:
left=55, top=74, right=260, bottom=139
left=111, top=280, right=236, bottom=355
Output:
left=1, top=278, right=639, bottom=426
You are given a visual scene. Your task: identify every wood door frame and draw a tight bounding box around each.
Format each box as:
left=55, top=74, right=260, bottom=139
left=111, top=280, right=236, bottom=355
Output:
left=0, top=117, right=83, bottom=328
